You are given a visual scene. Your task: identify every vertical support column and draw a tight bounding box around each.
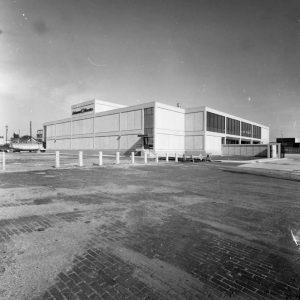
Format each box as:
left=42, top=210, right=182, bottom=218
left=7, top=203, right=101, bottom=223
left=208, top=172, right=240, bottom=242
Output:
left=155, top=153, right=159, bottom=163
left=79, top=151, right=83, bottom=167
left=267, top=145, right=270, bottom=158
left=277, top=144, right=281, bottom=159
left=131, top=152, right=135, bottom=164
left=175, top=153, right=178, bottom=163
left=2, top=152, right=5, bottom=171
left=116, top=152, right=120, bottom=164
left=166, top=152, right=169, bottom=162
left=99, top=151, right=103, bottom=166
left=272, top=144, right=277, bottom=158
left=144, top=152, right=147, bottom=164
left=55, top=151, right=60, bottom=168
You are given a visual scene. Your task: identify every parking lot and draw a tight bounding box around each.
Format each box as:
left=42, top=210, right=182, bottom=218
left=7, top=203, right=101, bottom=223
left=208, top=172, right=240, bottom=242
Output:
left=1, top=153, right=300, bottom=299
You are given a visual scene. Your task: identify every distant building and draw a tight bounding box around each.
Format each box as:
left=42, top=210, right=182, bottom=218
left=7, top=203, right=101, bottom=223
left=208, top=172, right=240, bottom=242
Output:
left=43, top=99, right=270, bottom=155
left=36, top=129, right=43, bottom=142
left=276, top=137, right=300, bottom=154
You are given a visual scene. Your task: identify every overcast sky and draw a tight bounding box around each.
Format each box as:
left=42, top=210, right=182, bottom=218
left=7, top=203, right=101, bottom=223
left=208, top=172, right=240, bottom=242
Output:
left=0, top=0, right=299, bottom=140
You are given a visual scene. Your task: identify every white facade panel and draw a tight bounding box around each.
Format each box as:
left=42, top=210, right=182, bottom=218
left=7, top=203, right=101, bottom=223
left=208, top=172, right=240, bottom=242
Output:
left=95, top=114, right=119, bottom=133
left=120, top=110, right=142, bottom=131
left=261, top=127, right=269, bottom=143
left=156, top=108, right=184, bottom=132
left=155, top=133, right=185, bottom=153
left=72, top=138, right=93, bottom=149
left=185, top=112, right=204, bottom=131
left=56, top=139, right=71, bottom=149
left=46, top=139, right=55, bottom=149
left=72, top=119, right=93, bottom=135
left=56, top=121, right=71, bottom=137
left=94, top=136, right=119, bottom=149
left=185, top=136, right=204, bottom=150
left=46, top=139, right=71, bottom=149
left=194, top=136, right=204, bottom=149
left=120, top=135, right=142, bottom=150
left=47, top=124, right=56, bottom=138
left=206, top=135, right=222, bottom=155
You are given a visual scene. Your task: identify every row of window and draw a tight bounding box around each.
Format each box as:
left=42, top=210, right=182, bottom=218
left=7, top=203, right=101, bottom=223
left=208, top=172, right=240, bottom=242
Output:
left=144, top=107, right=154, bottom=149
left=206, top=112, right=261, bottom=139
left=241, top=122, right=252, bottom=137
left=207, top=112, right=225, bottom=133
left=226, top=118, right=240, bottom=136
left=253, top=125, right=261, bottom=139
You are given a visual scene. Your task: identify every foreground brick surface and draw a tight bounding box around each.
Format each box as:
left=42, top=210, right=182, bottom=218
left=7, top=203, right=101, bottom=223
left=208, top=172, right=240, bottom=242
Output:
left=1, top=162, right=300, bottom=299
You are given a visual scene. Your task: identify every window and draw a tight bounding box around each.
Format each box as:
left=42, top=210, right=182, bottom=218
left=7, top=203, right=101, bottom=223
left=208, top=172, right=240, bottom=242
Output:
left=144, top=107, right=154, bottom=149
left=241, top=122, right=252, bottom=137
left=226, top=138, right=239, bottom=144
left=226, top=118, right=240, bottom=136
left=253, top=125, right=261, bottom=139
left=207, top=112, right=225, bottom=133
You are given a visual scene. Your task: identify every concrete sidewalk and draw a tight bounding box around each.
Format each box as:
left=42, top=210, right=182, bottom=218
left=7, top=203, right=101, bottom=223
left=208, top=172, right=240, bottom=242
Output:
left=218, top=154, right=300, bottom=174
left=239, top=154, right=300, bottom=174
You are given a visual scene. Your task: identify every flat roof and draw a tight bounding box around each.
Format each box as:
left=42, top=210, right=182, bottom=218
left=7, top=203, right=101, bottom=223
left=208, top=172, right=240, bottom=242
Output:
left=44, top=100, right=268, bottom=129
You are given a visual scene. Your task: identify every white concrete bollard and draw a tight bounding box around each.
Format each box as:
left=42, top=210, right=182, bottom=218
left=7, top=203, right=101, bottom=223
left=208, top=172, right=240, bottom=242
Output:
left=155, top=153, right=159, bottom=163
left=144, top=152, right=147, bottom=164
left=55, top=151, right=60, bottom=168
left=131, top=152, right=135, bottom=164
left=116, top=152, right=120, bottom=164
left=166, top=152, right=169, bottom=162
left=2, top=151, right=5, bottom=171
left=99, top=151, right=103, bottom=166
left=175, top=153, right=178, bottom=163
left=79, top=151, right=83, bottom=167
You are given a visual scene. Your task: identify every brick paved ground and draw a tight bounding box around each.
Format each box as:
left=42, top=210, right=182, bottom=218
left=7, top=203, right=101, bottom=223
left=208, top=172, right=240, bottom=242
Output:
left=1, top=162, right=300, bottom=299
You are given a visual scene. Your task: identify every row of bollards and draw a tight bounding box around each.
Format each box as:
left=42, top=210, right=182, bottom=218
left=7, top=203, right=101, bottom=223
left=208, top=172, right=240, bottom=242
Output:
left=54, top=151, right=178, bottom=168
left=0, top=150, right=180, bottom=171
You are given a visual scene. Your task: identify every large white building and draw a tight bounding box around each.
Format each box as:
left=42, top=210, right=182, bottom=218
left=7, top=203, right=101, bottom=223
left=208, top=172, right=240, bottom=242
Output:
left=43, top=99, right=269, bottom=155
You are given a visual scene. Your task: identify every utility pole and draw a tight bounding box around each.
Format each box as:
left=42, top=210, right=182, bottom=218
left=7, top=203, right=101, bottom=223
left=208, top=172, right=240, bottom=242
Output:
left=30, top=120, right=32, bottom=141
left=5, top=125, right=8, bottom=144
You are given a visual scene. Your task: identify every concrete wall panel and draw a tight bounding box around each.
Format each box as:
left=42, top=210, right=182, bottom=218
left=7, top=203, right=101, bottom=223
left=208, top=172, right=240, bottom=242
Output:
left=56, top=139, right=71, bottom=149
left=261, top=127, right=269, bottom=143
left=120, top=110, right=142, bottom=131
left=94, top=136, right=119, bottom=150
left=185, top=112, right=204, bottom=131
left=155, top=133, right=185, bottom=153
left=206, top=135, right=222, bottom=155
left=185, top=136, right=204, bottom=150
left=120, top=135, right=142, bottom=151
left=56, top=121, right=71, bottom=137
left=46, top=139, right=71, bottom=149
left=46, top=139, right=55, bottom=149
left=95, top=114, right=119, bottom=133
left=72, top=118, right=93, bottom=135
left=47, top=125, right=56, bottom=138
left=156, top=108, right=184, bottom=132
left=222, top=145, right=268, bottom=157
left=72, top=137, right=93, bottom=149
